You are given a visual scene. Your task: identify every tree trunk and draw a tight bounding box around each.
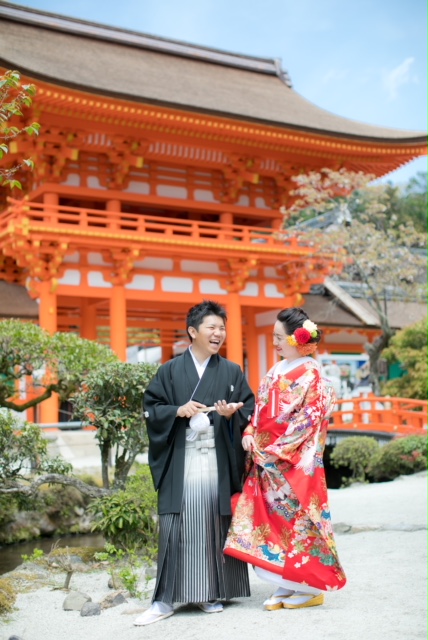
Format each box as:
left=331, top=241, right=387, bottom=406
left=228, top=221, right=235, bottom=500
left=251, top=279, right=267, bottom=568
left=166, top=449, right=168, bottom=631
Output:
left=113, top=448, right=137, bottom=489
left=100, top=441, right=111, bottom=490
left=365, top=330, right=394, bottom=395
left=64, top=570, right=74, bottom=590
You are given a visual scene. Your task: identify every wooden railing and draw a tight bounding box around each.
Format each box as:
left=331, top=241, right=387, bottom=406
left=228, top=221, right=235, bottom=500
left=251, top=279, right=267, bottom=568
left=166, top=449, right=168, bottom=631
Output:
left=13, top=392, right=428, bottom=436
left=329, top=394, right=428, bottom=437
left=1, top=199, right=304, bottom=251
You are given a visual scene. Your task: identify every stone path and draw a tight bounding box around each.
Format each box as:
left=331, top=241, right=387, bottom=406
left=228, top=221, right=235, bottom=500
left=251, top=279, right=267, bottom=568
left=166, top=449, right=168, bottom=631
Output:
left=1, top=472, right=426, bottom=640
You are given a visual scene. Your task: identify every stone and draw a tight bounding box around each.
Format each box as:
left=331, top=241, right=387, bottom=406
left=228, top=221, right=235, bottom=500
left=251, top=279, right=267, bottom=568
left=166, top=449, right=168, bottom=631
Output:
left=100, top=590, right=128, bottom=609
left=333, top=522, right=352, bottom=534
left=108, top=576, right=124, bottom=589
left=8, top=636, right=25, bottom=640
left=63, top=590, right=92, bottom=611
left=80, top=602, right=101, bottom=616
left=37, top=514, right=57, bottom=536
left=350, top=525, right=381, bottom=534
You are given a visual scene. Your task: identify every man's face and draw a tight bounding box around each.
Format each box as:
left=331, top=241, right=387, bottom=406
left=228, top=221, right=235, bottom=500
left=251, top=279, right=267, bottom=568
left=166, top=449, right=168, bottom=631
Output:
left=189, top=314, right=226, bottom=358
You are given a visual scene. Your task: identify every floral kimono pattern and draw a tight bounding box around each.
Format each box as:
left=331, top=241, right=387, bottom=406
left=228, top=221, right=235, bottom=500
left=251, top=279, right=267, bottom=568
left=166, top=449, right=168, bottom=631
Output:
left=224, top=357, right=346, bottom=591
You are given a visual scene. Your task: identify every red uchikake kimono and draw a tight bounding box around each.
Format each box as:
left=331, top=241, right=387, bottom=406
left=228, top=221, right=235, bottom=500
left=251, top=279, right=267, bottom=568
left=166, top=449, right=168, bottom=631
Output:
left=224, top=357, right=347, bottom=592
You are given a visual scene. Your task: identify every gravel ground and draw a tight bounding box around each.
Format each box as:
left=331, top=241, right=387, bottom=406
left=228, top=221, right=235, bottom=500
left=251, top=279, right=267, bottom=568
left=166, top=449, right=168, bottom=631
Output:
left=1, top=471, right=426, bottom=640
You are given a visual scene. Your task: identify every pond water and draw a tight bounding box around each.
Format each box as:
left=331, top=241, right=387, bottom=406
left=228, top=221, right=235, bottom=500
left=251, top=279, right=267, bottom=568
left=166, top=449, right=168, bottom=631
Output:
left=0, top=533, right=105, bottom=575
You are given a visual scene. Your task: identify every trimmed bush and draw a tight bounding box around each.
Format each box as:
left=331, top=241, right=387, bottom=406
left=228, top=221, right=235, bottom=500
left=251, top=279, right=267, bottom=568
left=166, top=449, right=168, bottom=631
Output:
left=368, top=435, right=427, bottom=481
left=89, top=464, right=158, bottom=555
left=330, top=436, right=380, bottom=485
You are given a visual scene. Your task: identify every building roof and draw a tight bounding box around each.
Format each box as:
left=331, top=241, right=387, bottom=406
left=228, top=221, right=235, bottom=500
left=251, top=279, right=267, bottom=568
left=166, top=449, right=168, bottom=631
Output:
left=0, top=279, right=425, bottom=332
left=303, top=292, right=426, bottom=331
left=0, top=280, right=38, bottom=319
left=0, top=2, right=426, bottom=145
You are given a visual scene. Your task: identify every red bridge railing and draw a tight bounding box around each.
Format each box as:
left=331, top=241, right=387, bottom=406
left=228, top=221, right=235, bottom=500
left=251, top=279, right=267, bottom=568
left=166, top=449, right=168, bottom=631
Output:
left=329, top=394, right=427, bottom=437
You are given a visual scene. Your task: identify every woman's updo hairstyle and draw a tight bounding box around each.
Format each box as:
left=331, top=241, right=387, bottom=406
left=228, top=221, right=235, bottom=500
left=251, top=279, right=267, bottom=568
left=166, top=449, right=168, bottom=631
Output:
left=277, top=307, right=322, bottom=356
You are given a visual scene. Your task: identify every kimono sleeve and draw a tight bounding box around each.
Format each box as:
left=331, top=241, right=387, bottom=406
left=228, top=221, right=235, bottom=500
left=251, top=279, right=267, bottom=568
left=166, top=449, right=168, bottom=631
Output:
left=143, top=364, right=181, bottom=489
left=144, top=366, right=178, bottom=436
left=264, top=366, right=326, bottom=468
left=232, top=366, right=255, bottom=432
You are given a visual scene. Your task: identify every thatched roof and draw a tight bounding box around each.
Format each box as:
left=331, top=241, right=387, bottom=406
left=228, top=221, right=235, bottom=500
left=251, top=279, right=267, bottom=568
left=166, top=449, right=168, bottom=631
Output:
left=303, top=293, right=426, bottom=330
left=0, top=2, right=426, bottom=144
left=0, top=281, right=38, bottom=319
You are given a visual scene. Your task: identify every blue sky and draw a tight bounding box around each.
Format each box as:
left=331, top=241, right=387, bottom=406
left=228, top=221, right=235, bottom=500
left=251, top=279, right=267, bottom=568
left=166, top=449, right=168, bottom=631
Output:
left=7, top=0, right=428, bottom=185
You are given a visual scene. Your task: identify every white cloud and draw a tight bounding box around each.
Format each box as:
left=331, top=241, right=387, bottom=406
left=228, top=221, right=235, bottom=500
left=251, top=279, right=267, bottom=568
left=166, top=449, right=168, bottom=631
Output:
left=382, top=57, right=418, bottom=100
left=321, top=68, right=350, bottom=84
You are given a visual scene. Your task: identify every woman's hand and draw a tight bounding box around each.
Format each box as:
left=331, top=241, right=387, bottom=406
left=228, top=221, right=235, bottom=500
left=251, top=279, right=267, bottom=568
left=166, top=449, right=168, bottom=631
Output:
left=214, top=400, right=244, bottom=418
left=242, top=434, right=255, bottom=452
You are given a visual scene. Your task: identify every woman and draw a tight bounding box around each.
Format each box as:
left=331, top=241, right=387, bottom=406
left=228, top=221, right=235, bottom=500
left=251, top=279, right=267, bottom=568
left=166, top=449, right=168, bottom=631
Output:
left=224, top=307, right=346, bottom=610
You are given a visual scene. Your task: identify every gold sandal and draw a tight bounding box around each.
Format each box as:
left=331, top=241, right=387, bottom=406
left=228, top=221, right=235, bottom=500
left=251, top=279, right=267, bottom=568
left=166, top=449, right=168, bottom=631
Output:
left=282, top=593, right=324, bottom=609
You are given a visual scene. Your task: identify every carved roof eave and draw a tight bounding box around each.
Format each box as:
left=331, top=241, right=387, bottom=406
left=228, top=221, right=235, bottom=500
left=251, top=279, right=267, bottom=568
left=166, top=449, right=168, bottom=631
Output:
left=30, top=80, right=427, bottom=146
left=20, top=80, right=426, bottom=173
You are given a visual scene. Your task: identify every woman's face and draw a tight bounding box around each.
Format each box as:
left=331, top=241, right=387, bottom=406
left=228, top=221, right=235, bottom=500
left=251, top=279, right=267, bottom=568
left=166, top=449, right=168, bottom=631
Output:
left=272, top=320, right=300, bottom=361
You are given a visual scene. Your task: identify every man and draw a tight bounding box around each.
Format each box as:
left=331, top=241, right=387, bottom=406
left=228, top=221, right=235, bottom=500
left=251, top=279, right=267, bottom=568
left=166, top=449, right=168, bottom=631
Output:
left=134, top=300, right=255, bottom=626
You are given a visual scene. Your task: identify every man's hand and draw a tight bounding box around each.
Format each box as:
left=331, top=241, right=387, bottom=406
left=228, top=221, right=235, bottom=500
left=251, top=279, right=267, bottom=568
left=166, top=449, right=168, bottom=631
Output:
left=177, top=401, right=206, bottom=418
left=213, top=400, right=244, bottom=418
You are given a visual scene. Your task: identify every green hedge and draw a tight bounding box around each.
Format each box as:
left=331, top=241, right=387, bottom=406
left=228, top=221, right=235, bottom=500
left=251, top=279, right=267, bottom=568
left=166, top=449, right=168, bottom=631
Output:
left=368, top=435, right=427, bottom=481
left=330, top=434, right=427, bottom=486
left=330, top=436, right=380, bottom=485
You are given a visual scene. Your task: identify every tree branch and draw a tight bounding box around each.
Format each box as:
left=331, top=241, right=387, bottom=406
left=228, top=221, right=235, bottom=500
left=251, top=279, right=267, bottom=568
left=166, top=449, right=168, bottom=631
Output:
left=0, top=388, right=54, bottom=411
left=0, top=474, right=110, bottom=498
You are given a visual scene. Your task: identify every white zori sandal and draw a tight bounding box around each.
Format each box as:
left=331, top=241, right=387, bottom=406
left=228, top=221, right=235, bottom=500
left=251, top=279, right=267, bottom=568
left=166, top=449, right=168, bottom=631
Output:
left=133, top=602, right=174, bottom=626
left=264, top=594, right=292, bottom=611
left=197, top=601, right=224, bottom=613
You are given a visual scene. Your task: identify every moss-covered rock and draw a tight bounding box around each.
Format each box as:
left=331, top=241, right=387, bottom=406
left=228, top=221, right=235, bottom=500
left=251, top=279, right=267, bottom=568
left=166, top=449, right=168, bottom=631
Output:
left=0, top=576, right=17, bottom=614
left=49, top=546, right=104, bottom=564
left=0, top=485, right=95, bottom=545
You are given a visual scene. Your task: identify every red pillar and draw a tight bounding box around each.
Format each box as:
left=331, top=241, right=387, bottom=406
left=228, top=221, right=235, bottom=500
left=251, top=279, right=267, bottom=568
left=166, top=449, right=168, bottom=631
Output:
left=81, top=299, right=97, bottom=341
left=220, top=212, right=233, bottom=241
left=245, top=309, right=260, bottom=393
left=226, top=292, right=243, bottom=369
left=38, top=279, right=59, bottom=424
left=110, top=285, right=127, bottom=361
left=266, top=327, right=277, bottom=371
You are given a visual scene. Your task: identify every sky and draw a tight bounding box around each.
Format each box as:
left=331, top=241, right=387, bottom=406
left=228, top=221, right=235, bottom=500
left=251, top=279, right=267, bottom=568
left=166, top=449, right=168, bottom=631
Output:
left=6, top=0, right=428, bottom=186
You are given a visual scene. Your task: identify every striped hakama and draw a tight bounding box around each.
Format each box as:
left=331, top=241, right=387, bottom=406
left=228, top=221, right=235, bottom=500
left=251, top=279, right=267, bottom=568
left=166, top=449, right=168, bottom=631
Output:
left=153, top=426, right=250, bottom=605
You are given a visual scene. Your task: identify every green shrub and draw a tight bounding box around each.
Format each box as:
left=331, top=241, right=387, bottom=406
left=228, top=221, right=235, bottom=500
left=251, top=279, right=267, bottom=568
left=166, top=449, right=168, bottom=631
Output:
left=330, top=436, right=380, bottom=486
left=368, top=435, right=427, bottom=481
left=0, top=491, right=46, bottom=532
left=0, top=577, right=16, bottom=614
left=0, top=494, right=18, bottom=527
left=94, top=543, right=142, bottom=597
left=21, top=548, right=44, bottom=563
left=89, top=464, right=158, bottom=555
left=381, top=319, right=427, bottom=400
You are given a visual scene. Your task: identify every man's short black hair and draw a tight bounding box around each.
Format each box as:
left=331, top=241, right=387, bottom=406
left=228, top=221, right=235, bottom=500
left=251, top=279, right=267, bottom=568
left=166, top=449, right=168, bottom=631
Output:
left=186, top=300, right=227, bottom=341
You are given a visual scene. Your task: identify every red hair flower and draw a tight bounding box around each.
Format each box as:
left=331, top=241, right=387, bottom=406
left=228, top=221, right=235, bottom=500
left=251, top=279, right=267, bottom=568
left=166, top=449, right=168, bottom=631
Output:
left=294, top=328, right=312, bottom=344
